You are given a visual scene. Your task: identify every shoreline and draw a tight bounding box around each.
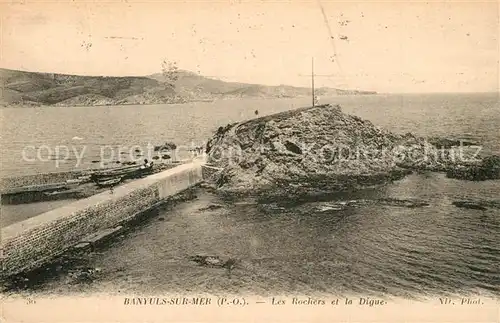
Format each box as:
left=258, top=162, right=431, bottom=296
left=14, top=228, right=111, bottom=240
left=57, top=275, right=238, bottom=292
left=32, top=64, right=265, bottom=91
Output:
left=3, top=91, right=497, bottom=111
left=0, top=93, right=380, bottom=109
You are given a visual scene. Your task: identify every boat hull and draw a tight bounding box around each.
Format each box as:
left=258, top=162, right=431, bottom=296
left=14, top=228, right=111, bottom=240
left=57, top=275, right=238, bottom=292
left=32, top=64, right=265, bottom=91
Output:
left=90, top=165, right=153, bottom=182
left=95, top=177, right=124, bottom=188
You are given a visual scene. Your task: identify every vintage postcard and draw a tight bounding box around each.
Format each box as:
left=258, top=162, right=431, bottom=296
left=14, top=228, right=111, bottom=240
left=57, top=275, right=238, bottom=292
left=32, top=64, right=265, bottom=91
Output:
left=0, top=0, right=498, bottom=322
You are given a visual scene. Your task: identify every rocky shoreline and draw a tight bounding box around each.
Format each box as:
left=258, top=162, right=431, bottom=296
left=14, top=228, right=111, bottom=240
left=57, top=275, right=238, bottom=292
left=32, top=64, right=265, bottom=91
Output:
left=445, top=155, right=500, bottom=181
left=204, top=104, right=499, bottom=201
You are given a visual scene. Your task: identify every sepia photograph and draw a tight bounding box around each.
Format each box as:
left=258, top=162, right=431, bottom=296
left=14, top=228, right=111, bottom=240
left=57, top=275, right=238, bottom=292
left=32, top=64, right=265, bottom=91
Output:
left=0, top=0, right=499, bottom=322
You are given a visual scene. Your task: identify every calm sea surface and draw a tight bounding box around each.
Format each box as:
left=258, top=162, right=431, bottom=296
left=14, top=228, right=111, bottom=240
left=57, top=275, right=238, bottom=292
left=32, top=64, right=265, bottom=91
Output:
left=1, top=93, right=499, bottom=177
left=2, top=93, right=499, bottom=297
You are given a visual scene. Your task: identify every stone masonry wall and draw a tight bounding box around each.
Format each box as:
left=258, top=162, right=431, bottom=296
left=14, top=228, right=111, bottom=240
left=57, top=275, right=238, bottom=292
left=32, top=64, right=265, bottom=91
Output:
left=201, top=164, right=223, bottom=183
left=0, top=162, right=204, bottom=278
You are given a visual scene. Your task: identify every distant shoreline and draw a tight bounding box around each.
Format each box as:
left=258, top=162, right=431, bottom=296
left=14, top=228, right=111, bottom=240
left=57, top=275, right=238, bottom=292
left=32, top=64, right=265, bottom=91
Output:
left=1, top=93, right=382, bottom=109
left=0, top=67, right=376, bottom=108
left=3, top=92, right=497, bottom=109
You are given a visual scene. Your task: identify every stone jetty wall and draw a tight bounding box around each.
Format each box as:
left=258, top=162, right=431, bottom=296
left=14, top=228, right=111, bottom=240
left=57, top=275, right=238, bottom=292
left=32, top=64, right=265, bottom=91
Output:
left=0, top=161, right=204, bottom=278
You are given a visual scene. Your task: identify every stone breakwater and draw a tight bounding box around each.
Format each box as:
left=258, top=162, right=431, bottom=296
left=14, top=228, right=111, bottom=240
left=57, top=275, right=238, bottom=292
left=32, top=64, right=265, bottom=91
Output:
left=0, top=162, right=204, bottom=278
left=205, top=104, right=497, bottom=201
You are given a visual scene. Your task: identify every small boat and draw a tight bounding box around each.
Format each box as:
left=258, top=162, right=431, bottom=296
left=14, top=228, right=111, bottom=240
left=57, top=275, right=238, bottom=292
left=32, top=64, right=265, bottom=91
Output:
left=43, top=190, right=67, bottom=197
left=42, top=187, right=83, bottom=199
left=95, top=176, right=124, bottom=188
left=90, top=164, right=153, bottom=182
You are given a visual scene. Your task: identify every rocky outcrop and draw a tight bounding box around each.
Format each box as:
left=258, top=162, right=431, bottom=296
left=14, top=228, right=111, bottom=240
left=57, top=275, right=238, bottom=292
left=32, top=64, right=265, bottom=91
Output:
left=198, top=203, right=224, bottom=211
left=206, top=105, right=451, bottom=200
left=427, top=137, right=479, bottom=149
left=377, top=198, right=430, bottom=208
left=452, top=199, right=500, bottom=211
left=153, top=141, right=177, bottom=152
left=446, top=155, right=500, bottom=181
left=55, top=94, right=116, bottom=106
left=204, top=104, right=497, bottom=201
left=189, top=255, right=238, bottom=270
left=306, top=198, right=429, bottom=213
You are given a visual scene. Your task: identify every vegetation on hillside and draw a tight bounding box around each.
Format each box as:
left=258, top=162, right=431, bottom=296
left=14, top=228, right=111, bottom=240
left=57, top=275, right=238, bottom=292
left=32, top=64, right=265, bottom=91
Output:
left=0, top=67, right=375, bottom=107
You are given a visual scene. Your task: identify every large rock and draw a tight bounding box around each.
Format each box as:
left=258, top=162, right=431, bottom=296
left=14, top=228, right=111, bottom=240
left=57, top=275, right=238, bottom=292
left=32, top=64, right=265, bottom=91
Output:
left=205, top=104, right=496, bottom=200
left=446, top=155, right=500, bottom=181
left=205, top=105, right=427, bottom=200
left=427, top=137, right=479, bottom=149
left=452, top=199, right=500, bottom=211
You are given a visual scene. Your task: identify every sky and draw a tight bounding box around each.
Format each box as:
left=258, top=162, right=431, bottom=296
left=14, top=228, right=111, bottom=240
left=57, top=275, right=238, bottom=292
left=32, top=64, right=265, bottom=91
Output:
left=0, top=0, right=498, bottom=93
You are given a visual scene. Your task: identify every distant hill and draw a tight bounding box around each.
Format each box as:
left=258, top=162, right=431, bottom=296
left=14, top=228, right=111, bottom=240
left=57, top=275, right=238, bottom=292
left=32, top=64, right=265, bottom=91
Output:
left=0, top=68, right=376, bottom=107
